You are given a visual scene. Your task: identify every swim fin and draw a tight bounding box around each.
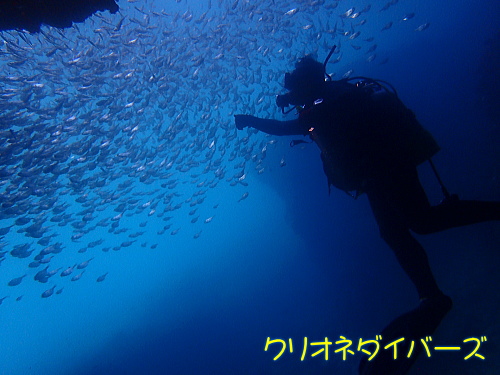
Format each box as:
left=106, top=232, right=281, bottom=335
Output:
left=359, top=293, right=452, bottom=375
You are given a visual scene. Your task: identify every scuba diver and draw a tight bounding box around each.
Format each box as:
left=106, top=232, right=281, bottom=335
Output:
left=234, top=49, right=500, bottom=375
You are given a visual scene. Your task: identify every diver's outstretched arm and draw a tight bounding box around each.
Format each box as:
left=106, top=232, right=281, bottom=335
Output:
left=234, top=115, right=307, bottom=136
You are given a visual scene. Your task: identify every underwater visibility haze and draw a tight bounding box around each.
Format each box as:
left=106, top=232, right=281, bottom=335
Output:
left=0, top=0, right=498, bottom=374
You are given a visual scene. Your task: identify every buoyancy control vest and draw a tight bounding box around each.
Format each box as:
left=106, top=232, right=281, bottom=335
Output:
left=297, top=79, right=440, bottom=197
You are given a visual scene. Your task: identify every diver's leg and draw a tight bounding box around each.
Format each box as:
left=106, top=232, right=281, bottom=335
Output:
left=366, top=187, right=442, bottom=300
left=362, top=186, right=453, bottom=375
left=374, top=167, right=500, bottom=234
left=385, top=229, right=441, bottom=300
left=411, top=199, right=500, bottom=234
left=362, top=173, right=453, bottom=375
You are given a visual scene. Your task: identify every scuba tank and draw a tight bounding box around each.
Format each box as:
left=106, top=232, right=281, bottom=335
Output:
left=284, top=46, right=443, bottom=198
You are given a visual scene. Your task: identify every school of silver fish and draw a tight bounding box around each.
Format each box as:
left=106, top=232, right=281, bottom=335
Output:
left=0, top=0, right=430, bottom=301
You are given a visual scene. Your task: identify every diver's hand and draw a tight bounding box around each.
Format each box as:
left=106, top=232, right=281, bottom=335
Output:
left=234, top=114, right=256, bottom=130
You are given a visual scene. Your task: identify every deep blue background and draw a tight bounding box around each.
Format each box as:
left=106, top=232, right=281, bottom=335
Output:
left=0, top=1, right=498, bottom=374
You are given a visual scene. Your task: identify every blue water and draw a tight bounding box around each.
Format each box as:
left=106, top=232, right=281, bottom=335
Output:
left=0, top=0, right=498, bottom=374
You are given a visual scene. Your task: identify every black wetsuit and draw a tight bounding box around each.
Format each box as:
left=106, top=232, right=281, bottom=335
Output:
left=236, top=83, right=500, bottom=300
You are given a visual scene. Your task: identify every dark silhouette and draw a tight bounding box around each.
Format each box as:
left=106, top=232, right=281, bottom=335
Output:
left=235, top=54, right=499, bottom=375
left=0, top=0, right=119, bottom=33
